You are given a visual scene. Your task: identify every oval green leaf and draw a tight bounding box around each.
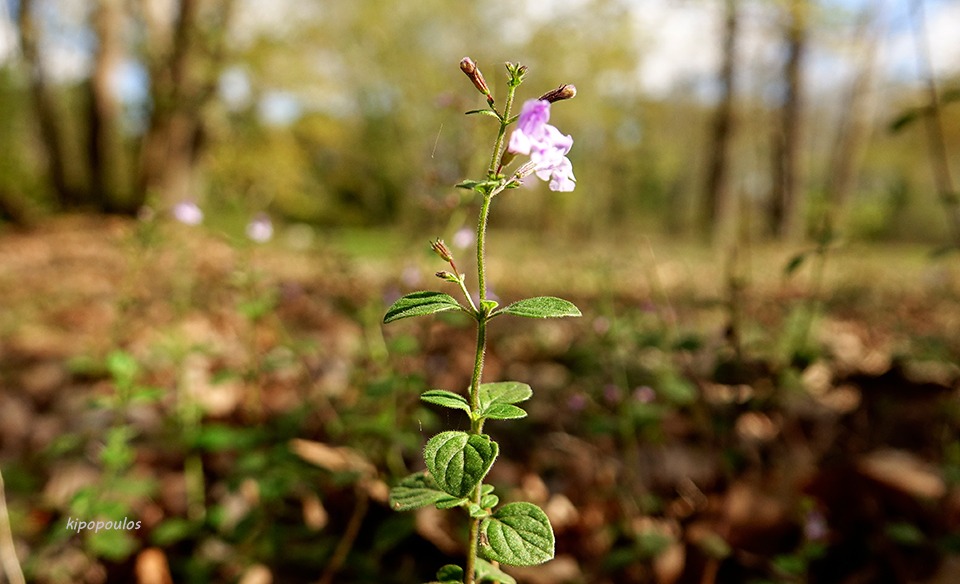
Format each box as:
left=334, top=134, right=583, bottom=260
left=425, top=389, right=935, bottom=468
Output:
left=424, top=431, right=498, bottom=498
left=499, top=296, right=581, bottom=319
left=389, top=471, right=461, bottom=512
left=384, top=291, right=466, bottom=324
left=479, top=381, right=532, bottom=407
left=480, top=403, right=527, bottom=421
left=479, top=502, right=555, bottom=566
left=421, top=390, right=471, bottom=414
left=475, top=558, right=517, bottom=584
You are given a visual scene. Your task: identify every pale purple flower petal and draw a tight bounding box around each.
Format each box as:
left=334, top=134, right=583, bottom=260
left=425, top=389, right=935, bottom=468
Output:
left=507, top=99, right=576, bottom=192
left=172, top=201, right=203, bottom=225
left=246, top=213, right=273, bottom=243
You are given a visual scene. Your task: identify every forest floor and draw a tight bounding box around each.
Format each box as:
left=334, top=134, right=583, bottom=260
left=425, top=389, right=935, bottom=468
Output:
left=1, top=214, right=960, bottom=584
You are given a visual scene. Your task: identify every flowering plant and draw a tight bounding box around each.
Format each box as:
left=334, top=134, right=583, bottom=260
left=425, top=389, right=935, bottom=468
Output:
left=383, top=59, right=580, bottom=584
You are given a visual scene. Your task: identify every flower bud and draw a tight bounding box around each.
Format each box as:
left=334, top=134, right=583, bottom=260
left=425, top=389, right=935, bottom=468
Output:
left=435, top=271, right=460, bottom=283
left=459, top=57, right=492, bottom=102
left=538, top=84, right=577, bottom=103
left=431, top=238, right=454, bottom=262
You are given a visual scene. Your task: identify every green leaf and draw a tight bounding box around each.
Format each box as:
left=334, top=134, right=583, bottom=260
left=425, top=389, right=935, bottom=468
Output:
left=456, top=179, right=501, bottom=192
left=475, top=558, right=517, bottom=584
left=480, top=493, right=499, bottom=509
left=468, top=504, right=489, bottom=518
left=384, top=291, right=465, bottom=324
left=436, top=564, right=464, bottom=583
left=499, top=296, right=581, bottom=319
left=389, top=472, right=462, bottom=512
left=420, top=390, right=471, bottom=415
left=784, top=252, right=807, bottom=276
left=435, top=496, right=469, bottom=509
left=424, top=432, right=498, bottom=498
left=465, top=109, right=502, bottom=120
left=479, top=381, right=532, bottom=408
left=479, top=502, right=555, bottom=566
left=480, top=403, right=527, bottom=420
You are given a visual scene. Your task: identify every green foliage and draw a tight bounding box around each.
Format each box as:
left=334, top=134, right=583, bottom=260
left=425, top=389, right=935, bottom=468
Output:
left=420, top=390, right=472, bottom=415
left=477, top=381, right=532, bottom=421
left=384, top=291, right=467, bottom=323
left=389, top=472, right=465, bottom=511
left=478, top=502, right=555, bottom=566
left=498, top=296, right=581, bottom=319
left=423, top=432, right=499, bottom=499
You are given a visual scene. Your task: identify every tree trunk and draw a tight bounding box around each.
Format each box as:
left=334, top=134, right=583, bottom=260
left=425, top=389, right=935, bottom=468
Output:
left=89, top=0, right=128, bottom=211
left=910, top=0, right=960, bottom=246
left=769, top=0, right=808, bottom=240
left=702, top=0, right=739, bottom=240
left=823, top=9, right=878, bottom=227
left=137, top=0, right=235, bottom=208
left=17, top=0, right=84, bottom=208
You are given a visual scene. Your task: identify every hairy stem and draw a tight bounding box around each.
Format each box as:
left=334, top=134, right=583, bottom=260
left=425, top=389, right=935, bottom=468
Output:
left=487, top=84, right=518, bottom=176
left=466, top=73, right=519, bottom=584
left=465, top=201, right=491, bottom=584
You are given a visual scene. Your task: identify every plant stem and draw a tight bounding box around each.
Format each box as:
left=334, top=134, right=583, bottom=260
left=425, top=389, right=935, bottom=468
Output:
left=466, top=75, right=519, bottom=584
left=465, top=198, right=491, bottom=584
left=487, top=84, right=518, bottom=176
left=0, top=468, right=25, bottom=584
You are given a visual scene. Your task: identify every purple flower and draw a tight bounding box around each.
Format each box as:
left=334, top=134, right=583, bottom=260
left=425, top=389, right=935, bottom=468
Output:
left=172, top=200, right=203, bottom=225
left=245, top=213, right=274, bottom=243
left=633, top=386, right=656, bottom=404
left=452, top=227, right=475, bottom=250
left=507, top=99, right=576, bottom=192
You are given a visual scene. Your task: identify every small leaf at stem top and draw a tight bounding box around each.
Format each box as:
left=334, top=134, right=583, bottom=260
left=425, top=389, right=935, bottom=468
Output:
left=499, top=296, right=581, bottom=319
left=465, top=109, right=502, bottom=120
left=384, top=291, right=466, bottom=324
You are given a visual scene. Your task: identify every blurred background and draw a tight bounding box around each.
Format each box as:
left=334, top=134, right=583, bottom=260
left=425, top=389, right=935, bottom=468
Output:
left=1, top=0, right=960, bottom=583
left=0, top=0, right=958, bottom=241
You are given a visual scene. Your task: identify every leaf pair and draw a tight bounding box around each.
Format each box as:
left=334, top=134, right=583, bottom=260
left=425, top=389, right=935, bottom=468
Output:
left=383, top=291, right=581, bottom=324
left=420, top=381, right=532, bottom=423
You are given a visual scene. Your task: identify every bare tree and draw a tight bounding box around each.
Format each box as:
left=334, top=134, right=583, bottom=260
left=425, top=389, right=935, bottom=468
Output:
left=909, top=0, right=960, bottom=246
left=769, top=0, right=809, bottom=240
left=17, top=0, right=82, bottom=208
left=138, top=0, right=237, bottom=208
left=89, top=0, right=127, bottom=210
left=822, top=7, right=879, bottom=227
left=702, top=0, right=740, bottom=240
left=15, top=0, right=236, bottom=213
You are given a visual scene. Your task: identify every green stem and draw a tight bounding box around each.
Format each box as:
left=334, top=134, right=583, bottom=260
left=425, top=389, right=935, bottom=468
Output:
left=466, top=72, right=519, bottom=584
left=487, top=83, right=519, bottom=177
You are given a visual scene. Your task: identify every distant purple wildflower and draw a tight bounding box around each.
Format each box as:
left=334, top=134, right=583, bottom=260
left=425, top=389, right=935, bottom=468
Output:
left=507, top=99, right=576, bottom=192
left=603, top=384, right=623, bottom=405
left=172, top=201, right=203, bottom=225
left=567, top=393, right=587, bottom=412
left=246, top=213, right=274, bottom=243
left=452, top=227, right=475, bottom=250
left=633, top=386, right=656, bottom=404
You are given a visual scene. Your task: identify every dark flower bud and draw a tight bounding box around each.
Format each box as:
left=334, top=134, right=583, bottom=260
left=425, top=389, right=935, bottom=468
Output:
left=459, top=57, right=492, bottom=103
left=538, top=84, right=577, bottom=103
left=431, top=238, right=454, bottom=262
